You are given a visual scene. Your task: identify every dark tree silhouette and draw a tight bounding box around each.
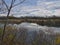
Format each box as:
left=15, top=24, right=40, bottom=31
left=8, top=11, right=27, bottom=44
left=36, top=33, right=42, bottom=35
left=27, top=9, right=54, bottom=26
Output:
left=0, top=0, right=26, bottom=45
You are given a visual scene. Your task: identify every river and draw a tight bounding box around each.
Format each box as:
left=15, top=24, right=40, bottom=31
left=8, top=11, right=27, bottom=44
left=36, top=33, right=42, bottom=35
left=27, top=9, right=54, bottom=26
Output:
left=0, top=22, right=60, bottom=34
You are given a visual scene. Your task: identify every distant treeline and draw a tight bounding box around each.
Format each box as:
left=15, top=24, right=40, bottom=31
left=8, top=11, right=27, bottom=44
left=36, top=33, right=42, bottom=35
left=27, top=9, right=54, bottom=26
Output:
left=0, top=16, right=60, bottom=27
left=0, top=16, right=60, bottom=19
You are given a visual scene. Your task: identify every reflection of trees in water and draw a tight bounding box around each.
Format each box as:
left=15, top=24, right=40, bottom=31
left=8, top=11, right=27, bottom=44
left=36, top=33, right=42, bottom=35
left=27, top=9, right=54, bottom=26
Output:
left=0, top=23, right=60, bottom=45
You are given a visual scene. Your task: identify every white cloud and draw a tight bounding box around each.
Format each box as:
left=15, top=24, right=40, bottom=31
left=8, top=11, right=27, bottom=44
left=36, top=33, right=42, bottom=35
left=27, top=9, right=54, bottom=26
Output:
left=36, top=0, right=60, bottom=16
left=13, top=6, right=53, bottom=17
left=0, top=0, right=60, bottom=17
left=37, top=0, right=60, bottom=10
left=0, top=14, right=7, bottom=16
left=53, top=9, right=60, bottom=16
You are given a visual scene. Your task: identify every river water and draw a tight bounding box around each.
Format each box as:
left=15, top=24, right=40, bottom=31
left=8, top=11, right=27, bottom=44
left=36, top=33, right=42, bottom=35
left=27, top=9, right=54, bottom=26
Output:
left=0, top=22, right=60, bottom=34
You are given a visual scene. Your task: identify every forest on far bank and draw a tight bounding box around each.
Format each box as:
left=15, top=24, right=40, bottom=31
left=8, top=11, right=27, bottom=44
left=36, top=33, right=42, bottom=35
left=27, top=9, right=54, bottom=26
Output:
left=0, top=16, right=60, bottom=27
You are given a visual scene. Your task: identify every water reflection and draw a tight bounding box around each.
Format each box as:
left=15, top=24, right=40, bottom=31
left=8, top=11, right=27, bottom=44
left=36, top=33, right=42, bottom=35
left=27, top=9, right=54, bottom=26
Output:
left=0, top=22, right=60, bottom=33
left=0, top=22, right=60, bottom=45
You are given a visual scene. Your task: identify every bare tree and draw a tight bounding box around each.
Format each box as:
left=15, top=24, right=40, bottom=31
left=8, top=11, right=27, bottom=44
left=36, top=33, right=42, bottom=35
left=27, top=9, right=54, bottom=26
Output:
left=0, top=0, right=25, bottom=45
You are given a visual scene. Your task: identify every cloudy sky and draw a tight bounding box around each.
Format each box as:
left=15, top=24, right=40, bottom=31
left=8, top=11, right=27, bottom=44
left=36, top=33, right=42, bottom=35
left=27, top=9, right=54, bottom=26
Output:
left=0, top=0, right=60, bottom=17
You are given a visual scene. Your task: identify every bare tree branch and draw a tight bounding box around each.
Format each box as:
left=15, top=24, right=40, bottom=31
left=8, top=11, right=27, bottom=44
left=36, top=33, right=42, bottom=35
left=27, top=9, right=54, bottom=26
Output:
left=2, top=0, right=8, bottom=10
left=12, top=0, right=25, bottom=7
left=1, top=0, right=26, bottom=45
